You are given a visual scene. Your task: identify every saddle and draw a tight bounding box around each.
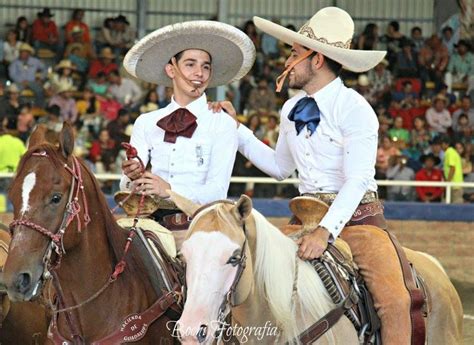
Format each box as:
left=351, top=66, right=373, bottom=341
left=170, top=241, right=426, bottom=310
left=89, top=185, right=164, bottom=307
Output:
left=285, top=197, right=429, bottom=344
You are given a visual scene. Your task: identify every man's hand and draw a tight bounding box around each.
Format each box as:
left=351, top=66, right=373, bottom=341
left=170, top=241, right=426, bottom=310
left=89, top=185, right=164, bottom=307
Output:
left=122, top=159, right=142, bottom=180
left=296, top=226, right=331, bottom=260
left=208, top=101, right=239, bottom=127
left=133, top=172, right=171, bottom=198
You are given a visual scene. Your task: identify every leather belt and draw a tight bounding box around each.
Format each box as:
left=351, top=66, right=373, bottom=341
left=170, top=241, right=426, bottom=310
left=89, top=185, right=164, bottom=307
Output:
left=160, top=212, right=191, bottom=231
left=302, top=191, right=378, bottom=206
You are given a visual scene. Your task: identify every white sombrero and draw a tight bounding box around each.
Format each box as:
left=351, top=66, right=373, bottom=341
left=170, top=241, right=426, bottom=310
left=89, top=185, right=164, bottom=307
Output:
left=124, top=20, right=256, bottom=88
left=254, top=7, right=386, bottom=72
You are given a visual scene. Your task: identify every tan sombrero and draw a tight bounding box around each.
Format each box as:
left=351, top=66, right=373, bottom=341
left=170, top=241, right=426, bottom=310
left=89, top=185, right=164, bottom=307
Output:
left=254, top=7, right=386, bottom=72
left=55, top=59, right=76, bottom=71
left=123, top=20, right=256, bottom=88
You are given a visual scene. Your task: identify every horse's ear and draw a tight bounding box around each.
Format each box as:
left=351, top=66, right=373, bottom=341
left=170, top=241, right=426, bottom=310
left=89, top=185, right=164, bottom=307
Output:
left=167, top=190, right=200, bottom=217
left=27, top=124, right=48, bottom=148
left=233, top=194, right=252, bottom=222
left=59, top=122, right=75, bottom=158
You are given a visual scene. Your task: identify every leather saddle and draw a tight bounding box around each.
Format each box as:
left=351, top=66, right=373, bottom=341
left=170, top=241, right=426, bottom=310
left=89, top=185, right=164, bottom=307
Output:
left=284, top=197, right=429, bottom=345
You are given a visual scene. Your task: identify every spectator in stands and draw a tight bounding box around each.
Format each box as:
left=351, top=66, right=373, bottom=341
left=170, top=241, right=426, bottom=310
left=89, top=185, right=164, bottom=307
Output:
left=48, top=84, right=78, bottom=124
left=158, top=86, right=173, bottom=108
left=463, top=162, right=474, bottom=202
left=109, top=15, right=136, bottom=58
left=65, top=44, right=89, bottom=77
left=140, top=89, right=160, bottom=113
left=356, top=74, right=376, bottom=105
left=445, top=40, right=473, bottom=93
left=242, top=20, right=260, bottom=50
left=95, top=17, right=115, bottom=53
left=16, top=103, right=35, bottom=143
left=107, top=108, right=131, bottom=145
left=453, top=114, right=473, bottom=145
left=87, top=71, right=109, bottom=96
left=391, top=80, right=419, bottom=108
left=357, top=23, right=379, bottom=50
left=456, top=141, right=473, bottom=176
left=65, top=9, right=91, bottom=44
left=261, top=18, right=280, bottom=58
left=415, top=153, right=444, bottom=202
left=381, top=21, right=405, bottom=68
left=410, top=116, right=431, bottom=157
left=410, top=26, right=424, bottom=53
left=376, top=135, right=401, bottom=178
left=107, top=70, right=142, bottom=109
left=388, top=115, right=410, bottom=143
left=440, top=135, right=464, bottom=203
left=247, top=113, right=265, bottom=140
left=394, top=38, right=419, bottom=77
left=247, top=78, right=276, bottom=112
left=89, top=128, right=117, bottom=173
left=238, top=72, right=256, bottom=113
left=64, top=26, right=96, bottom=60
left=418, top=35, right=449, bottom=90
left=0, top=116, right=26, bottom=173
left=8, top=43, right=47, bottom=108
left=76, top=87, right=101, bottom=117
left=386, top=154, right=415, bottom=201
left=0, top=83, right=22, bottom=130
left=441, top=26, right=456, bottom=55
left=367, top=59, right=392, bottom=106
left=88, top=47, right=118, bottom=78
left=452, top=95, right=474, bottom=131
left=2, top=30, right=21, bottom=73
left=44, top=59, right=75, bottom=96
left=428, top=136, right=444, bottom=168
left=31, top=8, right=59, bottom=53
left=437, top=83, right=456, bottom=105
left=425, top=94, right=452, bottom=133
left=262, top=114, right=279, bottom=148
left=14, top=16, right=32, bottom=44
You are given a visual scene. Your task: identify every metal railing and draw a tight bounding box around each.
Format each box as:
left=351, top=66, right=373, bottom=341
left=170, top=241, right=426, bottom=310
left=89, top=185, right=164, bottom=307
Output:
left=1, top=173, right=473, bottom=204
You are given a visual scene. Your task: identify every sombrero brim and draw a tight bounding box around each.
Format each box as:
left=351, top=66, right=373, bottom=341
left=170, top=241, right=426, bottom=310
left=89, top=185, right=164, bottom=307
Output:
left=253, top=16, right=386, bottom=73
left=124, top=21, right=256, bottom=88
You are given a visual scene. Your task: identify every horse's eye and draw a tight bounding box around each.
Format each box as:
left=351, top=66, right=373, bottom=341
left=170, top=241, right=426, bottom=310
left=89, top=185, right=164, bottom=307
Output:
left=51, top=193, right=62, bottom=204
left=226, top=254, right=241, bottom=266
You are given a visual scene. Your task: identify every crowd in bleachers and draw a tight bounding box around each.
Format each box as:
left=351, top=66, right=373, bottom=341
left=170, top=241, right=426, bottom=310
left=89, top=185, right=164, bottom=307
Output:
left=0, top=8, right=473, bottom=203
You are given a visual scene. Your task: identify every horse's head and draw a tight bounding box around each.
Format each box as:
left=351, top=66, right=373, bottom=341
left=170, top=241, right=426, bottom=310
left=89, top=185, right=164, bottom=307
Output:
left=3, top=123, right=86, bottom=302
left=170, top=191, right=254, bottom=344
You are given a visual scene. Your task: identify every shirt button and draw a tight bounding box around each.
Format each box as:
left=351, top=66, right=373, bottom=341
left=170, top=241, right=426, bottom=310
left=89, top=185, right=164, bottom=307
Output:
left=305, top=134, right=309, bottom=139
left=172, top=148, right=176, bottom=152
left=171, top=163, right=174, bottom=166
left=339, top=221, right=343, bottom=224
left=305, top=153, right=310, bottom=156
left=170, top=175, right=174, bottom=178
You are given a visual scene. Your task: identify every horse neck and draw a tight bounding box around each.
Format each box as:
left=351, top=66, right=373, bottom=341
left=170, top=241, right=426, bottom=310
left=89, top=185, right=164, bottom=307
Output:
left=53, top=175, right=156, bottom=338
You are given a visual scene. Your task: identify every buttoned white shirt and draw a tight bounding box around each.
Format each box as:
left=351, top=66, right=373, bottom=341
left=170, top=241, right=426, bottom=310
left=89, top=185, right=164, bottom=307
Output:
left=238, top=77, right=379, bottom=238
left=120, top=93, right=238, bottom=204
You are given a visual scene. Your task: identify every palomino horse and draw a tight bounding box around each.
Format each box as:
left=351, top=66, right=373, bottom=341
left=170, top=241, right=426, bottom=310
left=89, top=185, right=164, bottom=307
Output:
left=170, top=192, right=464, bottom=344
left=0, top=227, right=49, bottom=345
left=2, top=123, right=181, bottom=344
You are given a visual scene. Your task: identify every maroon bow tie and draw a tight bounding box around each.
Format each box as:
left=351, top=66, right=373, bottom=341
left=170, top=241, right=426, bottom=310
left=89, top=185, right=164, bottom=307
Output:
left=156, top=108, right=198, bottom=143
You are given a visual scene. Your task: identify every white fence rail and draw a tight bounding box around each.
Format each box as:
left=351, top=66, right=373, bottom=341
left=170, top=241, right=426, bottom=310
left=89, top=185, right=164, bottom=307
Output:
left=1, top=173, right=473, bottom=204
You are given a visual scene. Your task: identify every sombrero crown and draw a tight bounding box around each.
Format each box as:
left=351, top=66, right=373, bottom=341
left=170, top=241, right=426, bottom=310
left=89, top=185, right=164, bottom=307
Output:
left=254, top=7, right=386, bottom=72
left=124, top=20, right=256, bottom=88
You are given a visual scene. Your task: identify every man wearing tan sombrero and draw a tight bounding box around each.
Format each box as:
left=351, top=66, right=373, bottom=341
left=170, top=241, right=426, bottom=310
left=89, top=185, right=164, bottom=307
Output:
left=217, top=7, right=424, bottom=345
left=119, top=21, right=255, bottom=238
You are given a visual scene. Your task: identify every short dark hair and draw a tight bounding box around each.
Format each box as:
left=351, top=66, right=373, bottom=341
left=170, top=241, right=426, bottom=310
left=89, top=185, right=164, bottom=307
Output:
left=389, top=21, right=400, bottom=32
left=442, top=26, right=453, bottom=33
left=411, top=26, right=422, bottom=34
left=325, top=56, right=343, bottom=76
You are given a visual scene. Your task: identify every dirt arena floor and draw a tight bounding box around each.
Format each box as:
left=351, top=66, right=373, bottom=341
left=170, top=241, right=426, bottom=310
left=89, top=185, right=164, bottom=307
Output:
left=1, top=213, right=473, bottom=343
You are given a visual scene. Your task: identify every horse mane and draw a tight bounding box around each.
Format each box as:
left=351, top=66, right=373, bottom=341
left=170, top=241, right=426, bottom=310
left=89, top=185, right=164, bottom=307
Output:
left=250, top=209, right=336, bottom=343
left=13, top=144, right=152, bottom=292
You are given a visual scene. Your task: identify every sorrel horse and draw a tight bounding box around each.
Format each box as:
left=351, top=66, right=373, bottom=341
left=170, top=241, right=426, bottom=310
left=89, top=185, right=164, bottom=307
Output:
left=2, top=123, right=181, bottom=344
left=0, top=228, right=49, bottom=345
left=170, top=191, right=464, bottom=344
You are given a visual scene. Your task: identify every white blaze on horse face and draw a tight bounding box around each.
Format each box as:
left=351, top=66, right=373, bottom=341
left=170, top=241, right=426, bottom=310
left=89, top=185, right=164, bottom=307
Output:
left=178, top=231, right=240, bottom=343
left=21, top=172, right=36, bottom=215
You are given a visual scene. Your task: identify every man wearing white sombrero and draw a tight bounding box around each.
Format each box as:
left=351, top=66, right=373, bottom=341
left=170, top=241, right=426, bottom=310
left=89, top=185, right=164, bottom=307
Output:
left=218, top=7, right=424, bottom=345
left=119, top=21, right=255, bottom=231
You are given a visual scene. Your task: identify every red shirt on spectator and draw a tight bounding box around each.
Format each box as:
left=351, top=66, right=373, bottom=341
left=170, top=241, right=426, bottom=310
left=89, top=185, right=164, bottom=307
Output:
left=32, top=19, right=59, bottom=43
left=88, top=59, right=118, bottom=78
left=65, top=21, right=91, bottom=43
left=415, top=168, right=444, bottom=201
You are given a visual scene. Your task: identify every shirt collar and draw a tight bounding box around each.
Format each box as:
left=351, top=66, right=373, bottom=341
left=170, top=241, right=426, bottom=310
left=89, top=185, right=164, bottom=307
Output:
left=308, top=77, right=342, bottom=107
left=167, top=93, right=208, bottom=118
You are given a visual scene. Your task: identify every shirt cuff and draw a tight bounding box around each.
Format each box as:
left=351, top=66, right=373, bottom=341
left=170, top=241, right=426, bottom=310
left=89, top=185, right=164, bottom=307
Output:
left=119, top=175, right=132, bottom=191
left=319, top=214, right=348, bottom=240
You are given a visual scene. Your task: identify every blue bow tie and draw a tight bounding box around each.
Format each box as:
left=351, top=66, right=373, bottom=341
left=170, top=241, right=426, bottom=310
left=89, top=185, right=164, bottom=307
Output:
left=288, top=97, right=320, bottom=136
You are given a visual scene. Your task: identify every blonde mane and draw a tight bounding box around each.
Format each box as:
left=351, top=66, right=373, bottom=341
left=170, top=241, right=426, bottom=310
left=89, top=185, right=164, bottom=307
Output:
left=251, top=209, right=336, bottom=343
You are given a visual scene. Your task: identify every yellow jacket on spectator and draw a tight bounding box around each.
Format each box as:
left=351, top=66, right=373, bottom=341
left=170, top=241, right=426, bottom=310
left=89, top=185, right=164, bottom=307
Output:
left=0, top=133, right=26, bottom=172
left=443, top=147, right=463, bottom=184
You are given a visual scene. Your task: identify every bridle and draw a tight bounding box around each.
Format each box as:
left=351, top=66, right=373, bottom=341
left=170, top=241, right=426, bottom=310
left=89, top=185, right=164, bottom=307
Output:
left=187, top=200, right=248, bottom=341
left=10, top=152, right=90, bottom=271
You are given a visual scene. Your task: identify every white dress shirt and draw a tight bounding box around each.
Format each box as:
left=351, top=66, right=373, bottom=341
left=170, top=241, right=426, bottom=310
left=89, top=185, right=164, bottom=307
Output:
left=120, top=93, right=238, bottom=204
left=238, top=77, right=379, bottom=238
